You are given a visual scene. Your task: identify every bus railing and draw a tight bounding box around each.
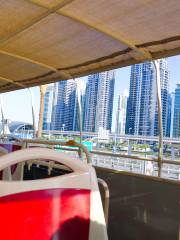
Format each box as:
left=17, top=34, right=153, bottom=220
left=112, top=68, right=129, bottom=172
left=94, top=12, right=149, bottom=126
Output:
left=19, top=138, right=180, bottom=181
left=91, top=150, right=180, bottom=166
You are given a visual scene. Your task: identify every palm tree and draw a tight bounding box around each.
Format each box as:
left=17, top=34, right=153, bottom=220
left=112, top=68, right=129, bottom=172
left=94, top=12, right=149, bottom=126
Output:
left=37, top=85, right=47, bottom=138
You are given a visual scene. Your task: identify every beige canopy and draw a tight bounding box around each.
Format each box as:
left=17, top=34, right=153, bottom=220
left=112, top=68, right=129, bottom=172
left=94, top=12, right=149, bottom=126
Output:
left=0, top=0, right=179, bottom=92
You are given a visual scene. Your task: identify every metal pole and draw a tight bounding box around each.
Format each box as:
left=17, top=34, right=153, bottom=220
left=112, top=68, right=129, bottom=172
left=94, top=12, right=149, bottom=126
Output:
left=0, top=95, right=5, bottom=135
left=153, top=60, right=163, bottom=177
left=98, top=178, right=109, bottom=226
left=27, top=88, right=36, bottom=138
left=37, top=85, right=47, bottom=138
left=74, top=79, right=83, bottom=143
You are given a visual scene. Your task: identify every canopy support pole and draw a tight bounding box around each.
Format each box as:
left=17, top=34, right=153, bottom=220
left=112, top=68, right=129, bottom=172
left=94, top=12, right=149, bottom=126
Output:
left=27, top=88, right=36, bottom=138
left=74, top=79, right=82, bottom=144
left=0, top=96, right=5, bottom=135
left=37, top=85, right=47, bottom=138
left=153, top=60, right=163, bottom=177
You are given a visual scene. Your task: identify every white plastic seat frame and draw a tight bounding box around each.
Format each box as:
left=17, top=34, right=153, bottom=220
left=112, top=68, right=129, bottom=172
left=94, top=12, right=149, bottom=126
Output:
left=0, top=148, right=108, bottom=240
left=0, top=145, right=24, bottom=181
left=0, top=146, right=11, bottom=180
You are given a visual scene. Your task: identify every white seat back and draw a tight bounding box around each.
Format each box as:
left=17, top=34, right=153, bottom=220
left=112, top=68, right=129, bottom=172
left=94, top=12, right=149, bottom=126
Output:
left=0, top=148, right=107, bottom=240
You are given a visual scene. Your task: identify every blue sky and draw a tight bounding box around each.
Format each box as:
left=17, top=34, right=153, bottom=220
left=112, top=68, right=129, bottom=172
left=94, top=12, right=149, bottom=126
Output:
left=0, top=55, right=179, bottom=127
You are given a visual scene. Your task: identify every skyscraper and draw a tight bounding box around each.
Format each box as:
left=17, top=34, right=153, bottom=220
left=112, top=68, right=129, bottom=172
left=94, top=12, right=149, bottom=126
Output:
left=73, top=81, right=86, bottom=131
left=166, top=93, right=173, bottom=137
left=126, top=59, right=169, bottom=136
left=173, top=84, right=180, bottom=137
left=154, top=59, right=169, bottom=136
left=84, top=71, right=115, bottom=132
left=83, top=74, right=99, bottom=132
left=51, top=80, right=76, bottom=131
left=43, top=84, right=54, bottom=130
left=115, top=90, right=128, bottom=135
left=170, top=92, right=175, bottom=138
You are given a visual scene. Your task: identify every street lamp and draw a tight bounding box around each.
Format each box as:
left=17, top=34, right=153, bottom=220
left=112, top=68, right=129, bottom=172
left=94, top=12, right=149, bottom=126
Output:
left=60, top=124, right=65, bottom=140
left=129, top=128, right=132, bottom=135
left=62, top=124, right=65, bottom=132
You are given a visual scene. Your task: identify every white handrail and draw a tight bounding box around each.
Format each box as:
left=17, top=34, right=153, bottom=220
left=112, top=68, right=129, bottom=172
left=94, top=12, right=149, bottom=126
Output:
left=21, top=139, right=92, bottom=163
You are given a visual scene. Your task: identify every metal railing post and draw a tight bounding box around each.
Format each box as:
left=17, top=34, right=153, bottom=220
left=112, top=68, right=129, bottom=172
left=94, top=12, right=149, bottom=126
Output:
left=153, top=60, right=163, bottom=177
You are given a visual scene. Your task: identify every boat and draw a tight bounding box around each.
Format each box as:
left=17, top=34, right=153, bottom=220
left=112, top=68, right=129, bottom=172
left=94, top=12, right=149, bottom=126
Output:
left=0, top=1, right=179, bottom=239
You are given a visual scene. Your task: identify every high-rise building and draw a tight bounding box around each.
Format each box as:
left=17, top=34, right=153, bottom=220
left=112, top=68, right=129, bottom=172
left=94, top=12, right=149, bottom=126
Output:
left=51, top=80, right=76, bottom=131
left=154, top=60, right=169, bottom=136
left=95, top=71, right=115, bottom=132
left=173, top=84, right=180, bottom=137
left=84, top=71, right=115, bottom=132
left=115, top=90, right=128, bottom=135
left=170, top=92, right=175, bottom=138
left=166, top=93, right=173, bottom=137
left=43, top=84, right=54, bottom=130
left=83, top=74, right=99, bottom=132
left=126, top=59, right=169, bottom=136
left=73, top=81, right=86, bottom=131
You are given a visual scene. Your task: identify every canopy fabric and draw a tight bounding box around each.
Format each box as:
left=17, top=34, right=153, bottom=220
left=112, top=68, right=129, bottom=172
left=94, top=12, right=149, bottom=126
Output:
left=0, top=0, right=179, bottom=92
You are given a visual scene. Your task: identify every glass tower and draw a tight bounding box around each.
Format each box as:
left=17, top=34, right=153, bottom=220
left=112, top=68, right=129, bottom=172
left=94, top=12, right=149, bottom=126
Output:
left=43, top=84, right=54, bottom=130
left=51, top=80, right=76, bottom=131
left=115, top=90, right=128, bottom=135
left=84, top=71, right=115, bottom=132
left=173, top=84, right=180, bottom=137
left=126, top=59, right=169, bottom=136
